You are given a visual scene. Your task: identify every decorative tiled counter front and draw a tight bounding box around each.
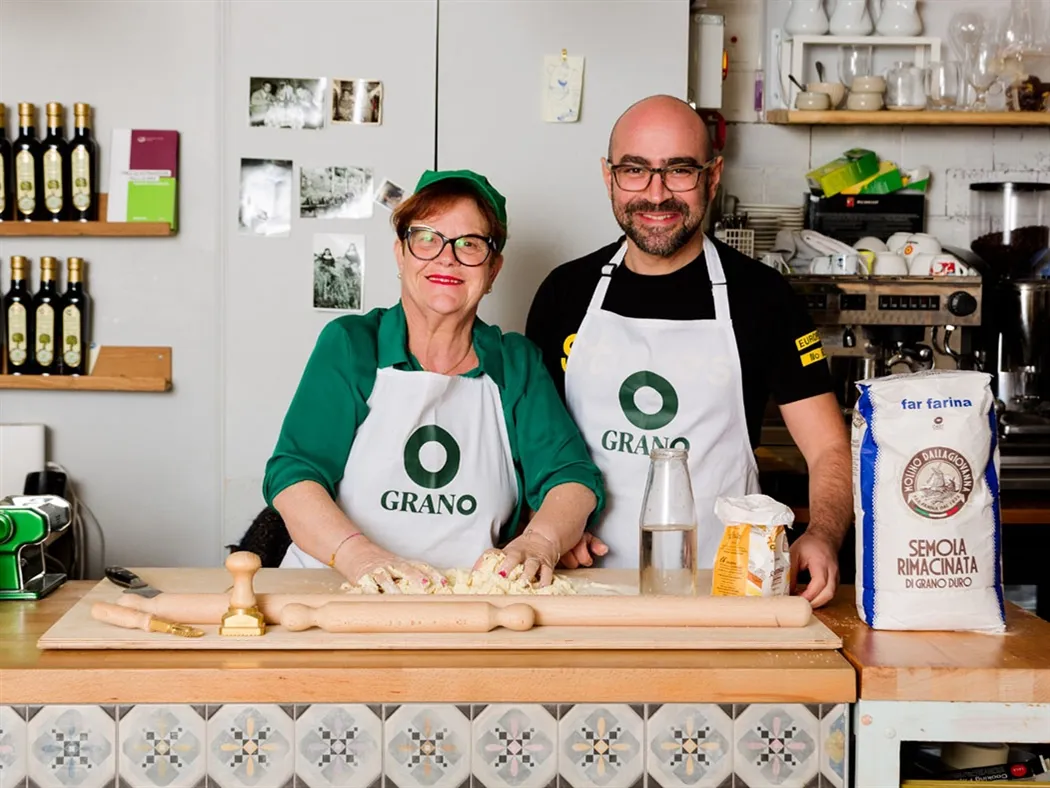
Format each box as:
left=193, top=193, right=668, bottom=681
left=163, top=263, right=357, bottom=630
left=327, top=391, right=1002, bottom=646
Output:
left=0, top=584, right=855, bottom=788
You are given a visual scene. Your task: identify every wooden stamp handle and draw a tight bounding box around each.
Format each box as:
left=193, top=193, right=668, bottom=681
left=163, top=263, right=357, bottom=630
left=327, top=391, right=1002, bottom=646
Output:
left=225, top=551, right=261, bottom=609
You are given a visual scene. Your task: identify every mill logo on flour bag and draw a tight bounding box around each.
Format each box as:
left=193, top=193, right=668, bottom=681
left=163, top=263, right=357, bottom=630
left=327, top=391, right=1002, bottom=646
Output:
left=852, top=370, right=1005, bottom=633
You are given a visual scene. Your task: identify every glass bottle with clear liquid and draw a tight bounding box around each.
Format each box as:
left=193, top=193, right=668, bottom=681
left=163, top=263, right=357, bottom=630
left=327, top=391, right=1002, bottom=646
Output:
left=638, top=447, right=697, bottom=595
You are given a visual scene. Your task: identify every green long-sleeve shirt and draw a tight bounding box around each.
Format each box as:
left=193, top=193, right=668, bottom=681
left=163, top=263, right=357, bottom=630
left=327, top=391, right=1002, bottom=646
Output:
left=263, top=302, right=605, bottom=538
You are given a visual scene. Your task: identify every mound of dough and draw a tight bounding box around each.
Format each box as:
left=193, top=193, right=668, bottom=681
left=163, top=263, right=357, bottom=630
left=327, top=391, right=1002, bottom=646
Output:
left=341, top=551, right=578, bottom=595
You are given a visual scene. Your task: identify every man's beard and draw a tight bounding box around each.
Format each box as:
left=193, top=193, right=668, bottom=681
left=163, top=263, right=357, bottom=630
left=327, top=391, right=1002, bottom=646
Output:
left=613, top=195, right=705, bottom=257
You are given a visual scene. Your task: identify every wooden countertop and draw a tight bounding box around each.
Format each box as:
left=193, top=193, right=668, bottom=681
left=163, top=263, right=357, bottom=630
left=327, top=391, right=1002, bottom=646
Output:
left=0, top=582, right=856, bottom=706
left=817, top=587, right=1050, bottom=703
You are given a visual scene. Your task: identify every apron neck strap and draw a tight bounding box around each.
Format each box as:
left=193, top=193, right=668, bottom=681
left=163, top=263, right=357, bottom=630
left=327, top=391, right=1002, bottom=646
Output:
left=587, top=243, right=628, bottom=311
left=702, top=234, right=731, bottom=322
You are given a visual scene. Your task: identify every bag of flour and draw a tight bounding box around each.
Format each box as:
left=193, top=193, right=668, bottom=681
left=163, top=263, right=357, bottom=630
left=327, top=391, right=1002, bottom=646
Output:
left=711, top=495, right=794, bottom=597
left=853, top=370, right=1005, bottom=633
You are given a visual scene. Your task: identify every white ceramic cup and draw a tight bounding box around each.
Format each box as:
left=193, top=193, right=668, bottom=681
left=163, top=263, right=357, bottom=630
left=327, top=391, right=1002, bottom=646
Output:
left=813, top=252, right=862, bottom=275
left=854, top=236, right=889, bottom=252
left=846, top=91, right=884, bottom=111
left=852, top=75, right=887, bottom=93
left=796, top=91, right=832, bottom=110
left=930, top=254, right=966, bottom=276
left=807, top=81, right=847, bottom=108
left=872, top=252, right=909, bottom=276
left=886, top=232, right=912, bottom=253
left=900, top=234, right=942, bottom=262
left=908, top=252, right=936, bottom=276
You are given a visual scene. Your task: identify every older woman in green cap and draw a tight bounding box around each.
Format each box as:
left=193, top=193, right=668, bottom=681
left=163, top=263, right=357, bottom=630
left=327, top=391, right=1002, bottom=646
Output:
left=263, top=169, right=604, bottom=592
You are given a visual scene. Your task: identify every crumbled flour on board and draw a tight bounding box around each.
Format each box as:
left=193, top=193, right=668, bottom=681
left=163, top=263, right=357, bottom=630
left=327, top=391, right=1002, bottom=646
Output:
left=852, top=370, right=1006, bottom=633
left=340, top=551, right=610, bottom=595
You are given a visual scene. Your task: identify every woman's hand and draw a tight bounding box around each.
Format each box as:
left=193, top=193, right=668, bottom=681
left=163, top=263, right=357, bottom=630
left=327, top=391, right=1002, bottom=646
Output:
left=559, top=532, right=609, bottom=569
left=479, top=527, right=563, bottom=587
left=339, top=539, right=446, bottom=594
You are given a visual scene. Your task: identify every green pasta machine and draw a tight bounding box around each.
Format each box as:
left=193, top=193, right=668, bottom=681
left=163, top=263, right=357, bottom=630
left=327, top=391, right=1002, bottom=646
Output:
left=0, top=495, right=72, bottom=600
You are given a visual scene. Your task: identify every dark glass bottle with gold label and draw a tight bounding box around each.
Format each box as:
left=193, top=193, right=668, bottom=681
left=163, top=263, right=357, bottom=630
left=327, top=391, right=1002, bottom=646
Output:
left=32, top=256, right=60, bottom=375
left=4, top=256, right=34, bottom=374
left=42, top=102, right=68, bottom=222
left=69, top=104, right=97, bottom=222
left=13, top=103, right=43, bottom=222
left=60, top=257, right=90, bottom=375
left=0, top=103, right=13, bottom=222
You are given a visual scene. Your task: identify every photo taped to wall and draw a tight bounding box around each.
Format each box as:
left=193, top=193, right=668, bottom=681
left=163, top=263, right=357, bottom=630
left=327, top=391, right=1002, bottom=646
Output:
left=249, top=77, right=326, bottom=129
left=300, top=166, right=374, bottom=219
left=331, top=79, right=383, bottom=124
left=374, top=179, right=405, bottom=211
left=313, top=233, right=365, bottom=312
left=238, top=158, right=293, bottom=237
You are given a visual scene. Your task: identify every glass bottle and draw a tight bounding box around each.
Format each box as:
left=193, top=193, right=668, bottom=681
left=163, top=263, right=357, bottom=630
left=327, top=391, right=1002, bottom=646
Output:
left=33, top=256, right=60, bottom=375
left=4, top=256, right=34, bottom=374
left=60, top=257, right=90, bottom=375
left=639, top=447, right=697, bottom=596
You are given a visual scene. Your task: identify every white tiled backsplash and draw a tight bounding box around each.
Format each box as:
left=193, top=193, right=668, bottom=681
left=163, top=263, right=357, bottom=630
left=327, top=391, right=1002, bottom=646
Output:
left=720, top=123, right=1050, bottom=250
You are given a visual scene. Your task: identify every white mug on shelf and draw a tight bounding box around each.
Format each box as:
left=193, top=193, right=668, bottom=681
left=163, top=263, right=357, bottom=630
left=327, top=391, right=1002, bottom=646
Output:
left=871, top=252, right=909, bottom=276
left=901, top=234, right=942, bottom=262
left=785, top=0, right=830, bottom=35
left=830, top=0, right=874, bottom=35
left=873, top=0, right=923, bottom=37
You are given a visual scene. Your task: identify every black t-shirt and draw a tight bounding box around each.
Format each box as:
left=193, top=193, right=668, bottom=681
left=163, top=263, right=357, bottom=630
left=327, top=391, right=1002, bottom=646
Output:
left=524, top=237, right=833, bottom=448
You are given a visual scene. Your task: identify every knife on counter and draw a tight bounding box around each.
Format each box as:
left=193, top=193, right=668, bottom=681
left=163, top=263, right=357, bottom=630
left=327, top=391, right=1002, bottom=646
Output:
left=105, top=566, right=163, bottom=598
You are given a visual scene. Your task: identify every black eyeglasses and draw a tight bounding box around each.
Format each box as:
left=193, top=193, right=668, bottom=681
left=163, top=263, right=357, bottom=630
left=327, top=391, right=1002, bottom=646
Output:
left=402, top=226, right=496, bottom=267
left=608, top=157, right=722, bottom=193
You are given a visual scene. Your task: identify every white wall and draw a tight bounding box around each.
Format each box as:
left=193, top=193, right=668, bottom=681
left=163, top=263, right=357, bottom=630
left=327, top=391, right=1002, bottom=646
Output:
left=0, top=0, right=223, bottom=569
left=719, top=0, right=1050, bottom=250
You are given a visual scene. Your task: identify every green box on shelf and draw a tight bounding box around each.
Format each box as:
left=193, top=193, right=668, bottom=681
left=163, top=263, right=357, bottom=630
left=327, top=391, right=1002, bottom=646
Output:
left=806, top=149, right=880, bottom=197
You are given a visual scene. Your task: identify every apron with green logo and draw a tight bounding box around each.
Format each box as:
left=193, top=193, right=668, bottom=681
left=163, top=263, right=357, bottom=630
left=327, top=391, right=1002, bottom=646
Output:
left=281, top=368, right=518, bottom=570
left=564, top=236, right=760, bottom=569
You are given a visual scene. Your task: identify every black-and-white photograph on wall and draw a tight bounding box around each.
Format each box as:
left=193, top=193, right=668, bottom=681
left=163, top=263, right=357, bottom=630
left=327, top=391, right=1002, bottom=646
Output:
left=300, top=166, right=374, bottom=219
left=331, top=79, right=383, bottom=124
left=313, top=234, right=364, bottom=312
left=249, top=77, right=326, bottom=129
left=375, top=178, right=405, bottom=211
left=238, top=158, right=293, bottom=236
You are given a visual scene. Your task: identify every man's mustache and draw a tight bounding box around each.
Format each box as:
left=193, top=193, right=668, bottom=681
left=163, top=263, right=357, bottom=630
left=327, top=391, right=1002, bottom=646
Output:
left=626, top=199, right=689, bottom=215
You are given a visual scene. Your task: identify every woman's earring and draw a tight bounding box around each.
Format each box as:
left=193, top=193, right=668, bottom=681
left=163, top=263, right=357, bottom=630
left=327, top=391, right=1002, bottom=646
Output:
left=397, top=272, right=402, bottom=279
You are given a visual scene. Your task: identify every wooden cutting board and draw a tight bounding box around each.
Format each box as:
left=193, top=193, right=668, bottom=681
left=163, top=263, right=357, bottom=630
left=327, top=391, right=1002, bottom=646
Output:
left=37, top=567, right=842, bottom=651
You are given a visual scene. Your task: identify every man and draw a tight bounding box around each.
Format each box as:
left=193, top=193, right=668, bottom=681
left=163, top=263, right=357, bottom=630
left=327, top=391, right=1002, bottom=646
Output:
left=526, top=95, right=852, bottom=607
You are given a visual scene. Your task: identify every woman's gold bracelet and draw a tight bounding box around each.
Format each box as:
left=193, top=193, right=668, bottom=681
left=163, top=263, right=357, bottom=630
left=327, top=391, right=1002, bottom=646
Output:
left=328, top=532, right=364, bottom=567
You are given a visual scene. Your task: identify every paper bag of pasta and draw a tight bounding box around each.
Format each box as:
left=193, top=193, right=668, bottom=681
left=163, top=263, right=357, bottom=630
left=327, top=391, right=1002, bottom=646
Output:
left=711, top=494, right=794, bottom=597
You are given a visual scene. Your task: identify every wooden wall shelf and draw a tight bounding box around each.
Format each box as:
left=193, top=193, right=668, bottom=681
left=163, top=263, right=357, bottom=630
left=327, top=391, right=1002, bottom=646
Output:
left=767, top=109, right=1050, bottom=127
left=0, top=195, right=174, bottom=237
left=0, top=346, right=172, bottom=392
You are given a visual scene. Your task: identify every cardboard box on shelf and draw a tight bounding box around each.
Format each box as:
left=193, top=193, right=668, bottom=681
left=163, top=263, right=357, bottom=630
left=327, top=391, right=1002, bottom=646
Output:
left=806, top=148, right=880, bottom=197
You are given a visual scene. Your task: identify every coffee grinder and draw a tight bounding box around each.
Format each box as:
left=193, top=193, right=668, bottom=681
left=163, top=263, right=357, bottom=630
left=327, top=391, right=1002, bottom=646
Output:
left=968, top=182, right=1050, bottom=486
left=0, top=495, right=72, bottom=600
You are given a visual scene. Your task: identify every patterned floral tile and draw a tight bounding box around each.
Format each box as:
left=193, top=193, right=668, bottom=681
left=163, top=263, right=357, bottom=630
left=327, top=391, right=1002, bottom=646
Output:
left=818, top=705, right=849, bottom=788
left=647, top=704, right=733, bottom=788
left=383, top=704, right=470, bottom=788
left=558, top=704, right=643, bottom=788
left=733, top=704, right=819, bottom=788
left=117, top=705, right=206, bottom=788
left=26, top=705, right=116, bottom=788
left=472, top=704, right=557, bottom=788
left=1, top=706, right=28, bottom=788
left=295, top=704, right=382, bottom=788
left=206, top=704, right=294, bottom=788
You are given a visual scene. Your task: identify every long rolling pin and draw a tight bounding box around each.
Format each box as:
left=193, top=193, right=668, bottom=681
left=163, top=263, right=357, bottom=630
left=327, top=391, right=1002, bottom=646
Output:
left=117, top=592, right=811, bottom=628
left=280, top=601, right=536, bottom=633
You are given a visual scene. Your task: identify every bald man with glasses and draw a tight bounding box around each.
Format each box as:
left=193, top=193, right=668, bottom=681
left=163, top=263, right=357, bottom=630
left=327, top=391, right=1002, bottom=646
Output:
left=525, top=95, right=852, bottom=608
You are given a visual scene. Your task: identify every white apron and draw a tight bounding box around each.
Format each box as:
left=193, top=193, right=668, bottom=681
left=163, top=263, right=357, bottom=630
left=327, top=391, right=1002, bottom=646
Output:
left=281, top=367, right=518, bottom=569
left=564, top=235, right=760, bottom=568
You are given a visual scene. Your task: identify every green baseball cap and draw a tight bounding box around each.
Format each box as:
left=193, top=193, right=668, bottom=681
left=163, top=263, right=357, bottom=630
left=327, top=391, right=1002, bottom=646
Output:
left=413, top=169, right=507, bottom=235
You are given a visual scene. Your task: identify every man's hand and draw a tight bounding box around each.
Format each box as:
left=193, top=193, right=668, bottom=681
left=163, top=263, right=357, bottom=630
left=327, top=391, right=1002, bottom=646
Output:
left=559, top=532, right=609, bottom=569
left=790, top=531, right=840, bottom=608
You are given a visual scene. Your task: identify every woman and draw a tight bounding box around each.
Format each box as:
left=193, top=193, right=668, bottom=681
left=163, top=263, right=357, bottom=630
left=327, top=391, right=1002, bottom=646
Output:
left=264, top=169, right=605, bottom=592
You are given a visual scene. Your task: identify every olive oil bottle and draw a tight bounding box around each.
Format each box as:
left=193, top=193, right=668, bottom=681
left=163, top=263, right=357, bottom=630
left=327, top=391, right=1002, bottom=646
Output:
left=69, top=103, right=97, bottom=222
left=33, top=256, right=60, bottom=374
left=4, top=256, right=34, bottom=374
left=41, top=102, right=68, bottom=222
left=60, top=257, right=90, bottom=375
left=13, top=103, right=43, bottom=222
left=0, top=103, right=13, bottom=222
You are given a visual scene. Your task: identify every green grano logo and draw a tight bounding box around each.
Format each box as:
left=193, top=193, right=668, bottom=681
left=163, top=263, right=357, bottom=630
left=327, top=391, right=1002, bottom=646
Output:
left=403, top=424, right=461, bottom=489
left=619, top=371, right=679, bottom=430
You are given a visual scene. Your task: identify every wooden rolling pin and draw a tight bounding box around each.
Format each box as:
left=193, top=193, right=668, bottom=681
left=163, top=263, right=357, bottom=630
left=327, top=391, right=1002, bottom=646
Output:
left=117, top=592, right=811, bottom=628
left=280, top=601, right=536, bottom=632
left=91, top=602, right=204, bottom=637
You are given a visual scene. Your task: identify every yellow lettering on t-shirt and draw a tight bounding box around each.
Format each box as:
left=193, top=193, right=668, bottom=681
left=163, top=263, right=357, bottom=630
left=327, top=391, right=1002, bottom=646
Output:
left=795, top=331, right=820, bottom=351
left=560, top=333, right=576, bottom=371
left=801, top=347, right=827, bottom=367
